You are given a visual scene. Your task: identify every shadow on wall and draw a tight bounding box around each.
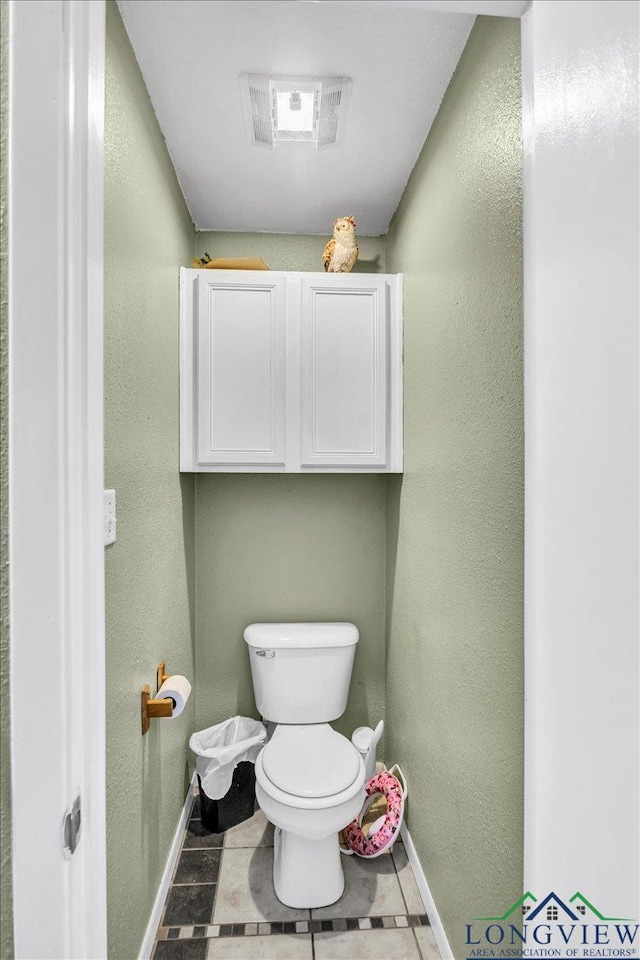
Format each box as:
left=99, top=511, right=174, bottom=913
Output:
left=180, top=473, right=196, bottom=671
left=385, top=475, right=403, bottom=664
left=180, top=472, right=197, bottom=791
left=352, top=256, right=382, bottom=273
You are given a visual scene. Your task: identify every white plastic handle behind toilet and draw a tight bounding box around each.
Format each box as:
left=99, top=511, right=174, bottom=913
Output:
left=387, top=763, right=408, bottom=799
left=371, top=720, right=384, bottom=749
left=352, top=720, right=384, bottom=783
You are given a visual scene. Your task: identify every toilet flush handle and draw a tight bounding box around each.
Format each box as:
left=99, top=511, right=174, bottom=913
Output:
left=256, top=649, right=276, bottom=658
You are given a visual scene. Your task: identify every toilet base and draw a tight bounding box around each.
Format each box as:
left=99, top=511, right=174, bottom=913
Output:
left=273, top=826, right=345, bottom=909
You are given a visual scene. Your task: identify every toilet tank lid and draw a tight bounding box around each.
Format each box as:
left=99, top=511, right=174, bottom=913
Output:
left=244, top=622, right=359, bottom=649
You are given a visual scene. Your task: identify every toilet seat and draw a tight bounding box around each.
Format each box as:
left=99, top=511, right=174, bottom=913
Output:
left=256, top=725, right=365, bottom=810
left=263, top=724, right=361, bottom=798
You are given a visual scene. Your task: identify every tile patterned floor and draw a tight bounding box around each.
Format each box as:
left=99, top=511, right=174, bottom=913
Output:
left=153, top=791, right=441, bottom=960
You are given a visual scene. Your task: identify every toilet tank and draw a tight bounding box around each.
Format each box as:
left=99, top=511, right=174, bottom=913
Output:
left=244, top=622, right=359, bottom=724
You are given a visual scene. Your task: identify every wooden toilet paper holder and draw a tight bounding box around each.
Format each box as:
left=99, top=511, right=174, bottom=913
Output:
left=141, top=661, right=173, bottom=735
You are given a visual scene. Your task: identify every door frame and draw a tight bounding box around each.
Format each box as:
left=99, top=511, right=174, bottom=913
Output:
left=8, top=1, right=107, bottom=956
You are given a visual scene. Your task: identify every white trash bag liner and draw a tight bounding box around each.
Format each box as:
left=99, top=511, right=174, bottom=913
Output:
left=189, top=717, right=267, bottom=800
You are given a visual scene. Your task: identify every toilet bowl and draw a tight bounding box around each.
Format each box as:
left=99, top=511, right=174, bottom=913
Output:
left=255, top=724, right=366, bottom=908
left=243, top=621, right=364, bottom=909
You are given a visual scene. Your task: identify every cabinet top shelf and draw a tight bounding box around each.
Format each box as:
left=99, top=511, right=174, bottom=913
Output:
left=180, top=267, right=401, bottom=281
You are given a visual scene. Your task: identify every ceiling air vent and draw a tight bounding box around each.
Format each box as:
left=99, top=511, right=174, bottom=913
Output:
left=247, top=79, right=272, bottom=147
left=317, top=76, right=344, bottom=148
left=242, top=74, right=351, bottom=150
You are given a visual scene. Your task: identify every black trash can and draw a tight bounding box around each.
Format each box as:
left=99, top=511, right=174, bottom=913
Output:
left=189, top=716, right=267, bottom=834
left=197, top=761, right=256, bottom=834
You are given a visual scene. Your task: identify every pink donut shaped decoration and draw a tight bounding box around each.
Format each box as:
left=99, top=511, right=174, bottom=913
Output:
left=343, top=769, right=405, bottom=858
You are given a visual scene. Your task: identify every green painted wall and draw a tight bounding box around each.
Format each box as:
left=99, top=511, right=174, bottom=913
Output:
left=384, top=17, right=523, bottom=958
left=195, top=231, right=385, bottom=274
left=0, top=1, right=13, bottom=956
left=195, top=475, right=387, bottom=741
left=104, top=4, right=196, bottom=957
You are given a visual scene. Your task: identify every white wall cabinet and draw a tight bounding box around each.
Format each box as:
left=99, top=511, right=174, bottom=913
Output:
left=180, top=269, right=402, bottom=472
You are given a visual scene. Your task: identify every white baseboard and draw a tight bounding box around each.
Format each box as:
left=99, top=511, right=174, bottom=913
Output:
left=400, top=822, right=454, bottom=960
left=138, top=773, right=198, bottom=960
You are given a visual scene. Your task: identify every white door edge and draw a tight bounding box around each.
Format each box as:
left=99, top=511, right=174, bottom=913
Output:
left=8, top=1, right=107, bottom=957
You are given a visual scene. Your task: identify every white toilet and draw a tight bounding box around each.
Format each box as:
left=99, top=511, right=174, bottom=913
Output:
left=243, top=622, right=366, bottom=909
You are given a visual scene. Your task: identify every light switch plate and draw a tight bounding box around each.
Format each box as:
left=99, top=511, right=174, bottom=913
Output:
left=104, top=489, right=116, bottom=545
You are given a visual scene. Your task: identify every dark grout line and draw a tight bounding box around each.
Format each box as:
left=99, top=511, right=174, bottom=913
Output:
left=209, top=839, right=224, bottom=926
left=391, top=842, right=413, bottom=918
left=413, top=926, right=425, bottom=960
left=181, top=846, right=224, bottom=851
left=183, top=846, right=271, bottom=851
left=171, top=882, right=218, bottom=887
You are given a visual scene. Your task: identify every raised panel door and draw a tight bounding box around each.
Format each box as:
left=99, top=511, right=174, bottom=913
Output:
left=196, top=274, right=286, bottom=465
left=300, top=279, right=388, bottom=468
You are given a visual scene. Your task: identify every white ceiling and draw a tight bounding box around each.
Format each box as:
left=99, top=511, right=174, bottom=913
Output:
left=118, top=0, right=474, bottom=235
left=310, top=1, right=528, bottom=15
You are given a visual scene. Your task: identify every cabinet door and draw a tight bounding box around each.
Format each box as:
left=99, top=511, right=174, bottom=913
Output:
left=196, top=274, right=286, bottom=466
left=300, top=278, right=388, bottom=468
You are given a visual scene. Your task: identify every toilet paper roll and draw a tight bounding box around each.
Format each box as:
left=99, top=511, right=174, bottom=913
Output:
left=156, top=675, right=192, bottom=719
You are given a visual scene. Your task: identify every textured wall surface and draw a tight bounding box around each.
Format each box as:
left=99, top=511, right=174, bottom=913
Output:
left=195, top=475, right=387, bottom=743
left=0, top=1, right=13, bottom=956
left=195, top=231, right=386, bottom=274
left=104, top=4, right=196, bottom=957
left=385, top=17, right=523, bottom=958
